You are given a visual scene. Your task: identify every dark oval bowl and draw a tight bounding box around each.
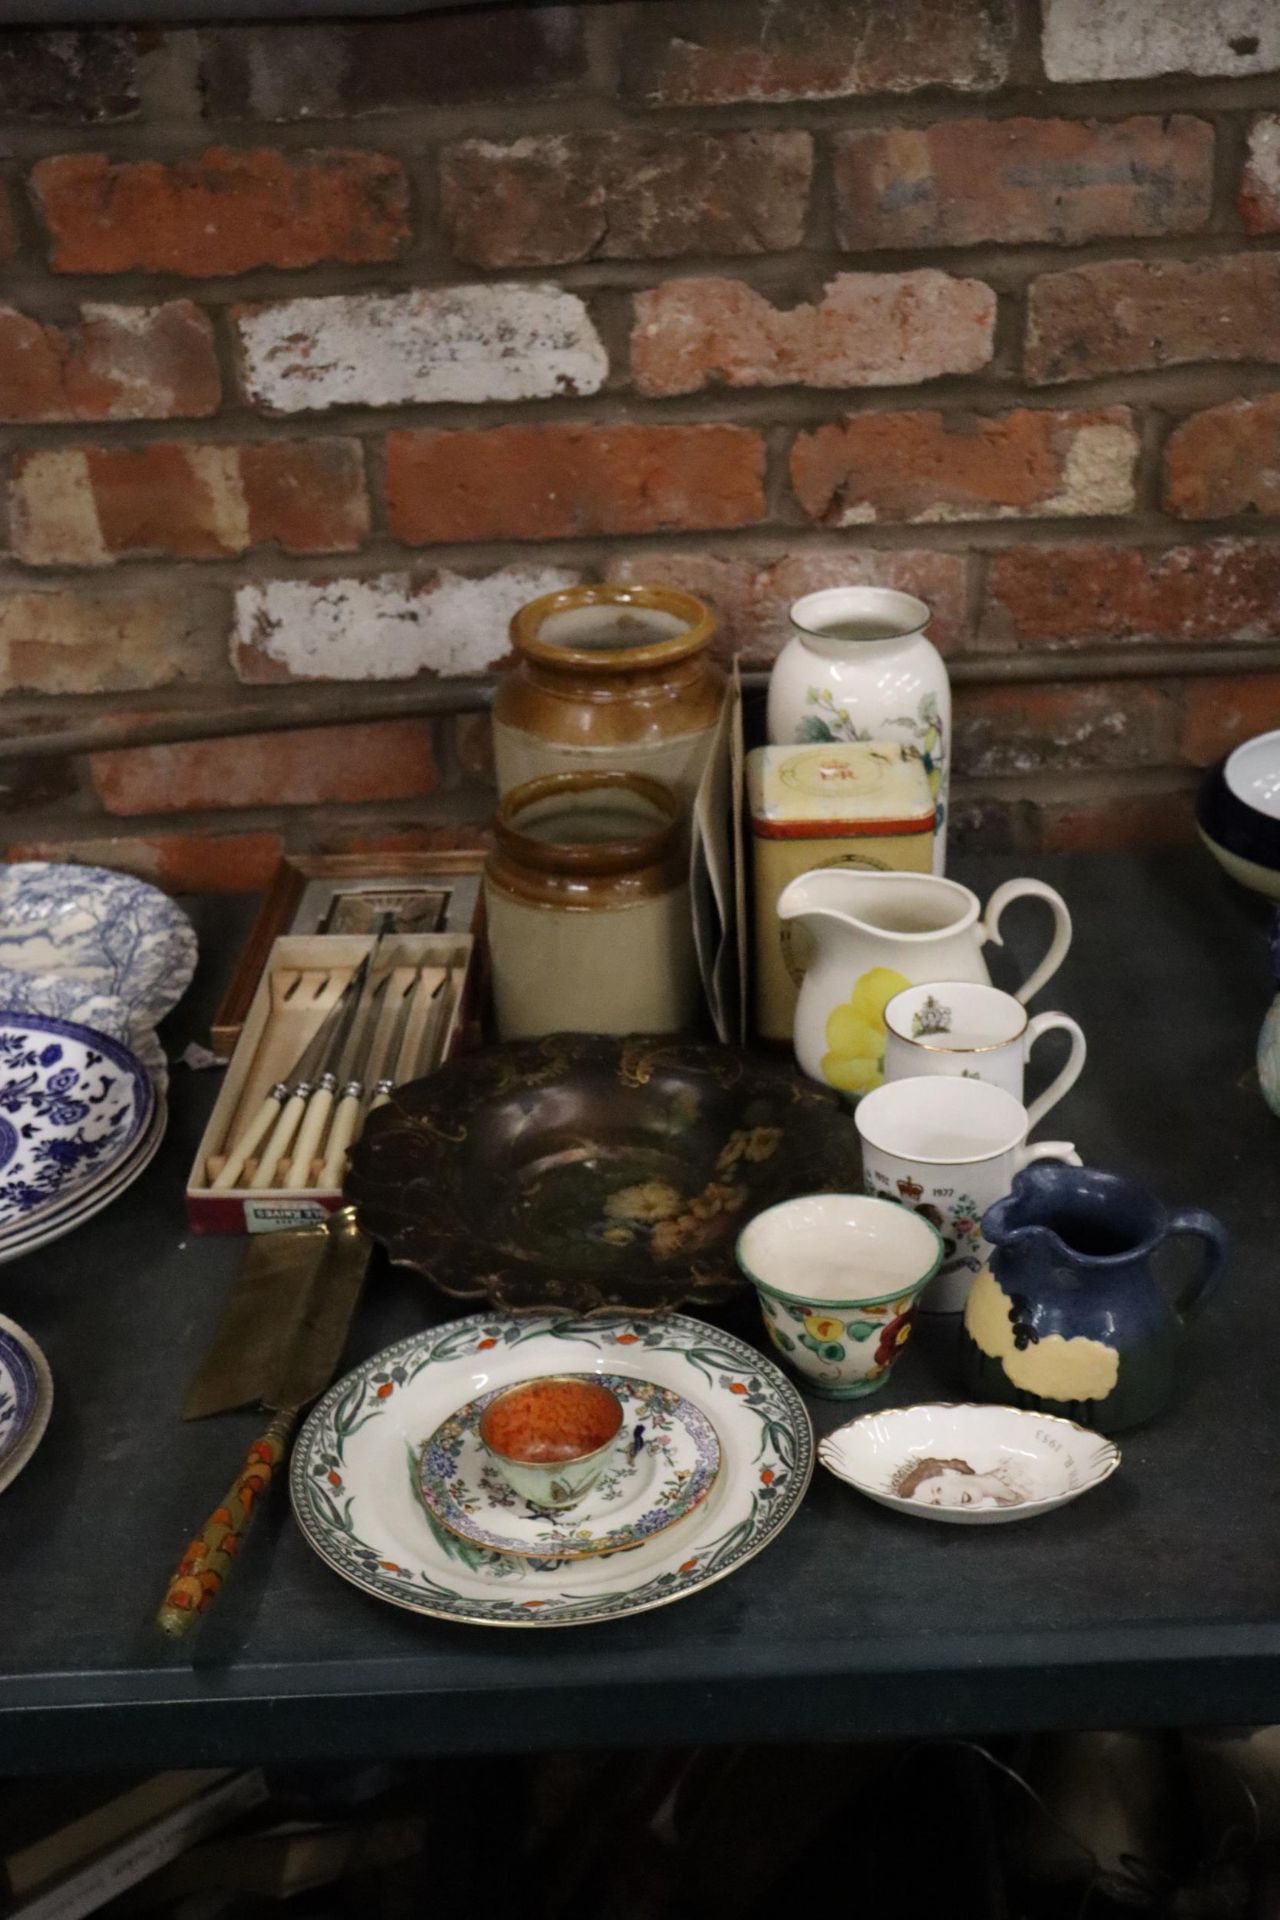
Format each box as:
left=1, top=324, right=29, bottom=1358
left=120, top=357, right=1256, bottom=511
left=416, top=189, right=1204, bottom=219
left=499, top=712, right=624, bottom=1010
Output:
left=346, top=1032, right=863, bottom=1315
left=1197, top=731, right=1280, bottom=898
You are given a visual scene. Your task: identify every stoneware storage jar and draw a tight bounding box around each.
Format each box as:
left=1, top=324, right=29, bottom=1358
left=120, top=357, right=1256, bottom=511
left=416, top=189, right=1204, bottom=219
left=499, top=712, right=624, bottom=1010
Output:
left=485, top=770, right=701, bottom=1040
left=493, top=585, right=726, bottom=808
left=767, top=587, right=950, bottom=872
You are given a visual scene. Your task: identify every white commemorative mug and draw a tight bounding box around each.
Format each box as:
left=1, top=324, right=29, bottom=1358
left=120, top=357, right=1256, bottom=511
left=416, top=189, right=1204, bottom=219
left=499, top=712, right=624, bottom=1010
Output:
left=883, top=980, right=1086, bottom=1128
left=855, top=1076, right=1082, bottom=1314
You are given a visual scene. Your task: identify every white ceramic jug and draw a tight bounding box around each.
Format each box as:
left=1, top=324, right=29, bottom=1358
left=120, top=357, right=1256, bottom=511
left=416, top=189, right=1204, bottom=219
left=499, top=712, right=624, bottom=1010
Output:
left=776, top=870, right=1073, bottom=1096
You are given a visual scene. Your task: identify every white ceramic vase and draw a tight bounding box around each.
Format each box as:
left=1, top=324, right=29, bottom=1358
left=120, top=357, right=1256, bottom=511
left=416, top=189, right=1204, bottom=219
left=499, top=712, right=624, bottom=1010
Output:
left=767, top=587, right=950, bottom=873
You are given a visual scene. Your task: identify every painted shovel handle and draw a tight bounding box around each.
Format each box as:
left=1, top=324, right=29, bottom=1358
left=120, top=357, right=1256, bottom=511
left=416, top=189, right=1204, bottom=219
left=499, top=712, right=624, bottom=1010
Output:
left=1166, top=1208, right=1228, bottom=1322
left=156, top=1410, right=296, bottom=1637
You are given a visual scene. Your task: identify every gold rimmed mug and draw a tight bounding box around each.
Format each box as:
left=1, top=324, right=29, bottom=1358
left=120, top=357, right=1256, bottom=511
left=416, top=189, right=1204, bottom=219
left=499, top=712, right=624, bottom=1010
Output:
left=883, top=980, right=1085, bottom=1128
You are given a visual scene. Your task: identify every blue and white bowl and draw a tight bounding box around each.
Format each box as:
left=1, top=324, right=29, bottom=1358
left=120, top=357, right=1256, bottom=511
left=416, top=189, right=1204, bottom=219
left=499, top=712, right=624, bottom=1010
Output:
left=0, top=1014, right=154, bottom=1229
left=1198, top=729, right=1280, bottom=901
left=0, top=1313, right=53, bottom=1494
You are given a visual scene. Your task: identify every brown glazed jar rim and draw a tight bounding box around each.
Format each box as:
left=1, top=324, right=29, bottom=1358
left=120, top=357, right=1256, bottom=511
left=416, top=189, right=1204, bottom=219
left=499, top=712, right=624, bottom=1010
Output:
left=510, top=584, right=717, bottom=675
left=494, top=770, right=683, bottom=877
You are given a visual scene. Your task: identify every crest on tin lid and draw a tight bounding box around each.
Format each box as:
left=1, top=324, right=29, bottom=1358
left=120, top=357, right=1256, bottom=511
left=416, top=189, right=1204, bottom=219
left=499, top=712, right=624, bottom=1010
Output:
left=747, top=741, right=934, bottom=833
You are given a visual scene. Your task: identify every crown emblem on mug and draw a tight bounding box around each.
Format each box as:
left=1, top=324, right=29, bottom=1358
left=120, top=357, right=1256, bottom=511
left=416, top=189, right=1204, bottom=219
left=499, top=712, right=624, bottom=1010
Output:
left=897, top=1175, right=924, bottom=1202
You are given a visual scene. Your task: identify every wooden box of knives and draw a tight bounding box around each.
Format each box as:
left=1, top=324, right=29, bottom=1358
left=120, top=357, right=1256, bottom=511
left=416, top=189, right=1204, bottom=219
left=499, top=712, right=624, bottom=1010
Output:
left=187, top=931, right=472, bottom=1234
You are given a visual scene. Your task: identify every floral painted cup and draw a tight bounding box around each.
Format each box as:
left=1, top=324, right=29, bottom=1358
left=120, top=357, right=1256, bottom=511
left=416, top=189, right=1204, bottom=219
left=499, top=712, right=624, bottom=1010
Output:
left=478, top=1374, right=624, bottom=1511
left=735, top=1194, right=944, bottom=1399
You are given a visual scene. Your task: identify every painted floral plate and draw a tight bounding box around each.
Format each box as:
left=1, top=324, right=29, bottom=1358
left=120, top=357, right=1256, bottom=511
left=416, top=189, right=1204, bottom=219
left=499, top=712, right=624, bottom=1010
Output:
left=346, top=1033, right=863, bottom=1314
left=291, top=1311, right=813, bottom=1627
left=819, top=1402, right=1120, bottom=1526
left=0, top=1096, right=168, bottom=1263
left=419, top=1372, right=721, bottom=1562
left=0, top=1014, right=154, bottom=1228
left=0, top=1314, right=53, bottom=1495
left=0, top=863, right=196, bottom=1084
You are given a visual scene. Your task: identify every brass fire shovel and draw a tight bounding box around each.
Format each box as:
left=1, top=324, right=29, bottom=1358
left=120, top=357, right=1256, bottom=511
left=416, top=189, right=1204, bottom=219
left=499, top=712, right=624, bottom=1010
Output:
left=156, top=1206, right=370, bottom=1637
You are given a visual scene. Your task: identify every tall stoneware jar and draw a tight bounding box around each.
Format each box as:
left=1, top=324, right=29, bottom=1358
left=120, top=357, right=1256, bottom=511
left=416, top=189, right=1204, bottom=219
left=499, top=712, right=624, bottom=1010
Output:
left=767, top=587, right=950, bottom=873
left=493, top=585, right=725, bottom=809
left=485, top=770, right=702, bottom=1040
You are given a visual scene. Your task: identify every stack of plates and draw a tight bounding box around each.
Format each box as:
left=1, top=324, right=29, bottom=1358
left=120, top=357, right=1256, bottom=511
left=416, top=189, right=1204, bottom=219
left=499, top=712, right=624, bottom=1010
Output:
left=0, top=1011, right=165, bottom=1266
left=0, top=862, right=197, bottom=1089
left=292, top=1311, right=813, bottom=1628
left=0, top=1314, right=53, bottom=1494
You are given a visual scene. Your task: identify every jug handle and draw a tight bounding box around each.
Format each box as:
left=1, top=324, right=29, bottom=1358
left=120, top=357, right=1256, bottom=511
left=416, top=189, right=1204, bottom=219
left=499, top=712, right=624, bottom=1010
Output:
left=980, top=879, right=1074, bottom=1005
left=1166, top=1208, right=1228, bottom=1322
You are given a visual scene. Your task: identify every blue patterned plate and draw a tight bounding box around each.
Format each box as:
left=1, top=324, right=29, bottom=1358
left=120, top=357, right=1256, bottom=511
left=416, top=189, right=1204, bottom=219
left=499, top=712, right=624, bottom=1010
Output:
left=292, top=1311, right=812, bottom=1629
left=0, top=1094, right=167, bottom=1258
left=0, top=1014, right=154, bottom=1228
left=0, top=1314, right=52, bottom=1494
left=0, top=863, right=196, bottom=1081
left=419, top=1372, right=721, bottom=1561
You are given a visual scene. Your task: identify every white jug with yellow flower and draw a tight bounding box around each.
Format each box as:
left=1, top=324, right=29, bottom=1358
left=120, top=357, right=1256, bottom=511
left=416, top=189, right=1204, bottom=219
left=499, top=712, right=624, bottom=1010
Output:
left=777, top=871, right=1072, bottom=1097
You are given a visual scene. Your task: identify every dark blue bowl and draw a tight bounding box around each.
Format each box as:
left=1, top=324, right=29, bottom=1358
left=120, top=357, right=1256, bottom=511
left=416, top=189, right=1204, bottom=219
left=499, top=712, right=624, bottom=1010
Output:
left=1197, top=728, right=1280, bottom=897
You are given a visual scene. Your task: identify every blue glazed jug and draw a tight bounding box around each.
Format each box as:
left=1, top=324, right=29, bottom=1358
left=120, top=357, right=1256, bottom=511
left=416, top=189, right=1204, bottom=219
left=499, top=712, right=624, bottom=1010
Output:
left=960, top=1164, right=1227, bottom=1432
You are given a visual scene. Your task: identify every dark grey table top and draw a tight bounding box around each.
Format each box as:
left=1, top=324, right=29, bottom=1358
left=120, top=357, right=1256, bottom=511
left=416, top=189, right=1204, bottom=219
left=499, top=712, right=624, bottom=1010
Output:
left=1, top=851, right=1278, bottom=1775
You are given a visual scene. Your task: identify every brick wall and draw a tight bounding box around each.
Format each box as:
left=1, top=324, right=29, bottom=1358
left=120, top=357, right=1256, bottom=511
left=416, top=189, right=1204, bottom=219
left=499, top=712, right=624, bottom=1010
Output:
left=4, top=0, right=1280, bottom=886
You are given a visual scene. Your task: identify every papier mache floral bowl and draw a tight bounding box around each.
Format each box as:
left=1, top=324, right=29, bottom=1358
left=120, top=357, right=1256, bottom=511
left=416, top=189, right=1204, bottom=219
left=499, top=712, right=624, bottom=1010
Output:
left=345, top=1033, right=864, bottom=1315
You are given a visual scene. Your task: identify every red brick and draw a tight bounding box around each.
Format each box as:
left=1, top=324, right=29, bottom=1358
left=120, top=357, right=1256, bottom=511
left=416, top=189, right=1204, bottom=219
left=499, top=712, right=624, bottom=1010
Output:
left=452, top=711, right=495, bottom=783
left=1043, top=0, right=1280, bottom=83
left=789, top=407, right=1137, bottom=527
left=1239, top=116, right=1280, bottom=232
left=11, top=439, right=369, bottom=565
left=1164, top=396, right=1280, bottom=520
left=1178, top=674, right=1280, bottom=765
left=980, top=540, right=1280, bottom=651
left=4, top=829, right=285, bottom=894
left=1026, top=255, right=1280, bottom=385
left=89, top=719, right=438, bottom=817
left=953, top=683, right=1174, bottom=778
left=606, top=548, right=969, bottom=660
left=631, top=271, right=994, bottom=397
left=0, top=584, right=229, bottom=695
left=0, top=302, right=219, bottom=424
left=385, top=424, right=765, bottom=544
left=31, top=146, right=409, bottom=277
left=835, top=115, right=1212, bottom=252
left=232, top=566, right=582, bottom=683
left=625, top=0, right=1012, bottom=104
left=199, top=13, right=586, bottom=117
left=1038, top=787, right=1197, bottom=854
left=439, top=132, right=811, bottom=269
left=0, top=28, right=138, bottom=119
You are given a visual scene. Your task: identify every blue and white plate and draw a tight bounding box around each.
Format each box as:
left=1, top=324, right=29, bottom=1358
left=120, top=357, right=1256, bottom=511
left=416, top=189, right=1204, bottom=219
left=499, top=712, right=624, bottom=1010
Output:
left=0, top=1015, right=154, bottom=1228
left=0, top=1314, right=53, bottom=1494
left=0, top=971, right=167, bottom=1084
left=0, top=863, right=197, bottom=1082
left=0, top=1096, right=167, bottom=1264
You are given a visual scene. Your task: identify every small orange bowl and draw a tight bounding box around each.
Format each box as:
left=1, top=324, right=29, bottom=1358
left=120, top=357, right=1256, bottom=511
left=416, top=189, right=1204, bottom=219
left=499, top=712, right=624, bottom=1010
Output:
left=479, top=1375, right=624, bottom=1511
